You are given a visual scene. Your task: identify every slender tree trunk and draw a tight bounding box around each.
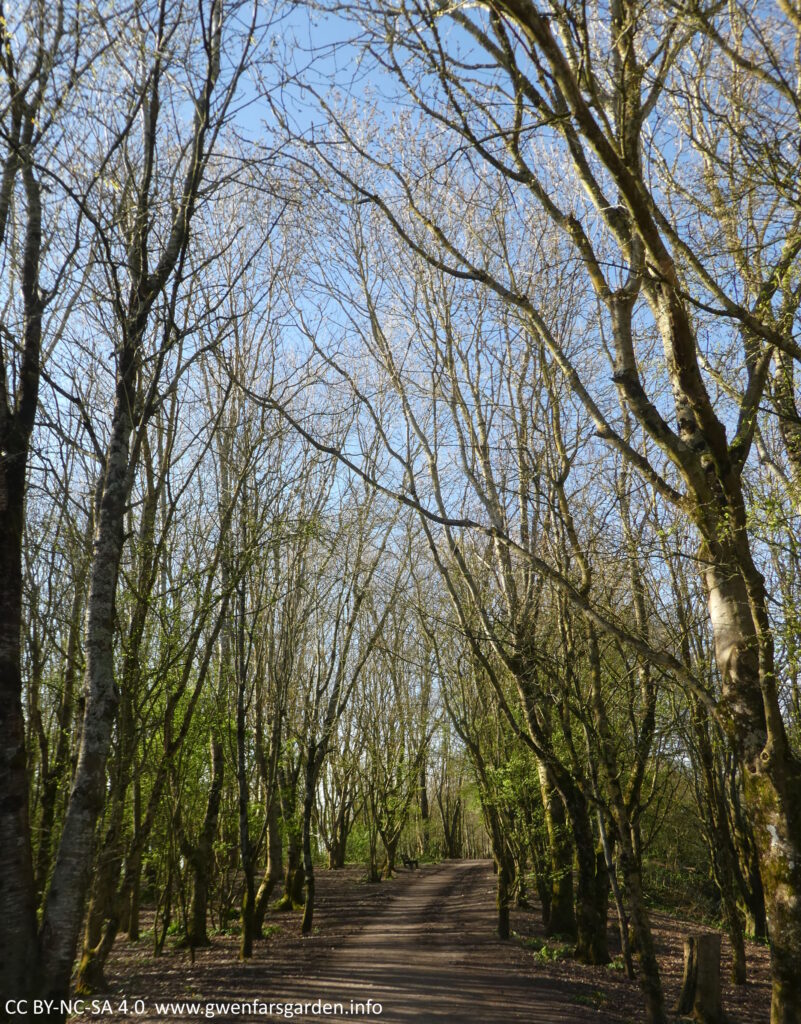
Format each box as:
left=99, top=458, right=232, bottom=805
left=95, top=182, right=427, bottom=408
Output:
left=71, top=589, right=228, bottom=990
left=496, top=853, right=513, bottom=940
left=419, top=766, right=430, bottom=856
left=254, top=798, right=283, bottom=936
left=127, top=778, right=142, bottom=942
left=569, top=791, right=610, bottom=966
left=691, top=699, right=747, bottom=984
left=35, top=576, right=86, bottom=904
left=74, top=807, right=125, bottom=994
left=327, top=795, right=353, bottom=869
left=481, top=799, right=513, bottom=940
left=327, top=803, right=349, bottom=869
left=301, top=743, right=318, bottom=935
left=281, top=829, right=305, bottom=906
left=381, top=830, right=401, bottom=878
left=188, top=735, right=224, bottom=947
left=75, top=655, right=144, bottom=994
left=741, top=844, right=767, bottom=941
left=236, top=585, right=254, bottom=960
left=366, top=814, right=382, bottom=883
left=619, top=838, right=665, bottom=1024
left=586, top=626, right=660, bottom=1017
left=599, top=813, right=635, bottom=978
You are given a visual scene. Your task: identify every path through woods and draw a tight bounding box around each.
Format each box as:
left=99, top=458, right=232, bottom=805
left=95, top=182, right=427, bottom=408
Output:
left=104, top=861, right=605, bottom=1023
left=275, top=860, right=597, bottom=1023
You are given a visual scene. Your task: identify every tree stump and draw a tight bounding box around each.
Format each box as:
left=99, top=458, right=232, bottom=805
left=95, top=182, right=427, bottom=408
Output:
left=675, top=932, right=726, bottom=1023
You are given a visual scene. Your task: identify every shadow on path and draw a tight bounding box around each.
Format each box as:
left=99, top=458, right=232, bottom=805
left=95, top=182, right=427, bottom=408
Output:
left=274, top=859, right=599, bottom=1023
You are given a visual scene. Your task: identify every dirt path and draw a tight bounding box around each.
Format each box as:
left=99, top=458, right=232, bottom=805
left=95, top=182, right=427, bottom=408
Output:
left=100, top=859, right=770, bottom=1023
left=265, top=860, right=598, bottom=1023
left=101, top=860, right=601, bottom=1023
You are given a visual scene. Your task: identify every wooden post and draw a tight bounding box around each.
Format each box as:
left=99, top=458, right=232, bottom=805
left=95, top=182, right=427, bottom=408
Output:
left=675, top=932, right=726, bottom=1023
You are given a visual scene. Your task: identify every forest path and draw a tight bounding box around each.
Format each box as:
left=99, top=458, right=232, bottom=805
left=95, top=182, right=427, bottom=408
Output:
left=276, top=859, right=599, bottom=1023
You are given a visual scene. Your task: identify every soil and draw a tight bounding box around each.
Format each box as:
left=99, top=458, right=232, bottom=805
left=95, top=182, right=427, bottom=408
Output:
left=93, top=860, right=771, bottom=1023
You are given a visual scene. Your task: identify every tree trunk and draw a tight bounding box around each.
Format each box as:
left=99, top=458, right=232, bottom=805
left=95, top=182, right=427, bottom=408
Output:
left=188, top=735, right=224, bottom=947
left=254, top=798, right=283, bottom=937
left=366, top=816, right=382, bottom=883
left=537, top=763, right=576, bottom=939
left=482, top=799, right=512, bottom=940
left=691, top=698, right=747, bottom=984
left=74, top=812, right=125, bottom=994
left=585, top=623, right=659, bottom=1013
left=381, top=830, right=400, bottom=879
left=496, top=854, right=513, bottom=940
left=127, top=778, right=142, bottom=942
left=0, top=139, right=44, bottom=1008
left=675, top=933, right=725, bottom=1024
left=619, top=840, right=665, bottom=1024
left=0, top=493, right=39, bottom=1001
left=301, top=743, right=318, bottom=936
left=34, top=574, right=85, bottom=905
left=419, top=766, right=430, bottom=856
left=570, top=795, right=610, bottom=966
left=741, top=847, right=767, bottom=942
left=38, top=369, right=135, bottom=1004
left=281, top=831, right=305, bottom=907
left=328, top=829, right=347, bottom=870
left=704, top=560, right=801, bottom=1023
left=127, top=853, right=142, bottom=943
left=236, top=584, right=254, bottom=960
left=328, top=795, right=353, bottom=869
